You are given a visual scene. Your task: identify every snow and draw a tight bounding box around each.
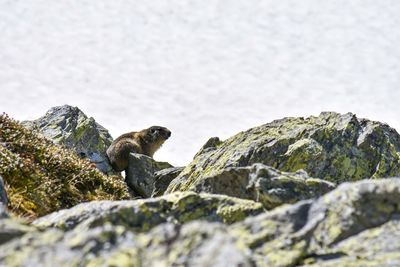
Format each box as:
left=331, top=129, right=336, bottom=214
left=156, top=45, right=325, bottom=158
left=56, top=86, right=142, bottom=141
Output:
left=1, top=1, right=400, bottom=166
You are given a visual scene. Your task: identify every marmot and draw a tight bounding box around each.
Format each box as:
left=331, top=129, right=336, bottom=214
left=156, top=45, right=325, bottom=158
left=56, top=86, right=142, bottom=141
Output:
left=106, top=126, right=171, bottom=172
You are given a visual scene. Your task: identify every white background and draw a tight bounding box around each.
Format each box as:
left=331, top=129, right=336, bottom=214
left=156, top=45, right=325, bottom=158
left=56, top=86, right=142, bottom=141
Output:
left=1, top=1, right=400, bottom=166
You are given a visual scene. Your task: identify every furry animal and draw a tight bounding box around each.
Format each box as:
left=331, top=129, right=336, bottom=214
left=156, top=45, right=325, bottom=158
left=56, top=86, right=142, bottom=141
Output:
left=106, top=126, right=171, bottom=172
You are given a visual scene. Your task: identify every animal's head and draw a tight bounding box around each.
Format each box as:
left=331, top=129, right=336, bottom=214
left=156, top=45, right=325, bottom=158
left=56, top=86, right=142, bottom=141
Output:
left=143, top=126, right=171, bottom=147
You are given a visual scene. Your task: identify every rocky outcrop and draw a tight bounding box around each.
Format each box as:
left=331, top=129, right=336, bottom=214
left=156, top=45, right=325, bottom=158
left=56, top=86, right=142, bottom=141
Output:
left=33, top=191, right=264, bottom=230
left=0, top=176, right=7, bottom=206
left=4, top=109, right=400, bottom=266
left=167, top=112, right=400, bottom=193
left=170, top=163, right=335, bottom=209
left=230, top=178, right=400, bottom=266
left=1, top=179, right=400, bottom=266
left=125, top=153, right=174, bottom=197
left=22, top=105, right=114, bottom=173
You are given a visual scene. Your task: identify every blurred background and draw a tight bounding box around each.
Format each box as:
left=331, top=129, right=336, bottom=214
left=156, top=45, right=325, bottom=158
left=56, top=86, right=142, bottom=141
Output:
left=1, top=1, right=400, bottom=166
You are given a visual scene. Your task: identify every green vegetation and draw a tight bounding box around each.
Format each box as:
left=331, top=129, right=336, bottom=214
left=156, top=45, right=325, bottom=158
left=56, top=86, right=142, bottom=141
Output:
left=0, top=114, right=130, bottom=219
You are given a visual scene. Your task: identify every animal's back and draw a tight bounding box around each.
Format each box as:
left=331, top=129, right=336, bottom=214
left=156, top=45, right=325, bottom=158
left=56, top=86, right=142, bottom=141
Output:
left=106, top=132, right=142, bottom=171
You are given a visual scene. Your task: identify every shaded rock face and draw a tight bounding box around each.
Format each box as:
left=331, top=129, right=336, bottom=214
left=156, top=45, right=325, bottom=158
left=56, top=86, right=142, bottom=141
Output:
left=0, top=204, right=7, bottom=220
left=125, top=153, right=174, bottom=197
left=0, top=176, right=7, bottom=206
left=167, top=112, right=400, bottom=193
left=151, top=166, right=185, bottom=197
left=22, top=105, right=114, bottom=173
left=1, top=179, right=400, bottom=266
left=178, top=163, right=335, bottom=209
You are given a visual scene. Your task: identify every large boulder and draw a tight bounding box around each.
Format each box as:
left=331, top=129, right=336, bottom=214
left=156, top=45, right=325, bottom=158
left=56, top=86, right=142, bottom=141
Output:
left=0, top=176, right=7, bottom=206
left=125, top=153, right=174, bottom=197
left=167, top=112, right=400, bottom=193
left=171, top=163, right=335, bottom=209
left=230, top=178, right=400, bottom=266
left=22, top=105, right=114, bottom=173
left=2, top=179, right=400, bottom=266
left=0, top=221, right=252, bottom=267
left=33, top=191, right=265, bottom=230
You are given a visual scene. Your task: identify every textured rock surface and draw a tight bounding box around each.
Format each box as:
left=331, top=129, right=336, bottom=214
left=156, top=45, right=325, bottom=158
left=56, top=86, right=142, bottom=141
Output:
left=3, top=111, right=400, bottom=266
left=0, top=204, right=8, bottom=220
left=0, top=221, right=253, bottom=267
left=2, top=179, right=400, bottom=266
left=22, top=105, right=114, bottom=173
left=176, top=163, right=335, bottom=209
left=151, top=166, right=184, bottom=197
left=0, top=176, right=7, bottom=206
left=125, top=153, right=174, bottom=197
left=167, top=112, right=400, bottom=193
left=230, top=178, right=400, bottom=266
left=33, top=191, right=265, bottom=230
left=0, top=217, right=34, bottom=246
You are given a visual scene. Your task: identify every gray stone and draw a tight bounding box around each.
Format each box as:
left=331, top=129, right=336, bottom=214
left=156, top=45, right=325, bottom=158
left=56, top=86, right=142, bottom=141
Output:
left=4, top=178, right=400, bottom=266
left=152, top=166, right=185, bottom=197
left=32, top=191, right=264, bottom=231
left=0, top=176, right=7, bottom=206
left=184, top=163, right=335, bottom=209
left=125, top=152, right=173, bottom=197
left=166, top=112, right=400, bottom=193
left=22, top=105, right=114, bottom=174
left=230, top=178, right=400, bottom=266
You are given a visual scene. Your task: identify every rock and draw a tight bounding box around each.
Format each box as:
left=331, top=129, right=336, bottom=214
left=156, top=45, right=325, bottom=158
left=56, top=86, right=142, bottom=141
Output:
left=167, top=112, right=400, bottom=193
left=128, top=221, right=254, bottom=267
left=151, top=166, right=185, bottom=197
left=229, top=178, right=400, bottom=266
left=125, top=153, right=174, bottom=197
left=0, top=218, right=34, bottom=246
left=0, top=221, right=253, bottom=267
left=22, top=105, right=114, bottom=173
left=177, top=163, right=335, bottom=209
left=33, top=191, right=265, bottom=230
left=0, top=176, right=8, bottom=206
left=0, top=204, right=8, bottom=220
left=4, top=178, right=400, bottom=266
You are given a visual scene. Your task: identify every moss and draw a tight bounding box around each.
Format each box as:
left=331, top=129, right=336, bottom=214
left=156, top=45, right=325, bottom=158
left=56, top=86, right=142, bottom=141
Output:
left=0, top=114, right=130, bottom=219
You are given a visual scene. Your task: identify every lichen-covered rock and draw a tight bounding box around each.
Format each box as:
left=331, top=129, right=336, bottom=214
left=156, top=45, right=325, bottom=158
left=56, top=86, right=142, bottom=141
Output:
left=33, top=191, right=265, bottom=231
left=167, top=112, right=400, bottom=193
left=0, top=176, right=7, bottom=206
left=0, top=221, right=253, bottom=267
left=177, top=163, right=335, bottom=209
left=0, top=217, right=34, bottom=246
left=22, top=105, right=114, bottom=173
left=125, top=153, right=174, bottom=197
left=151, top=166, right=185, bottom=197
left=129, top=222, right=254, bottom=267
left=230, top=178, right=400, bottom=267
left=2, top=178, right=400, bottom=266
left=0, top=114, right=130, bottom=218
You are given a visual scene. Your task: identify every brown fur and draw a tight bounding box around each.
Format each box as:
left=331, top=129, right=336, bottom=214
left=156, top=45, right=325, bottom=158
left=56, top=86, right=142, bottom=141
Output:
left=106, top=126, right=171, bottom=172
